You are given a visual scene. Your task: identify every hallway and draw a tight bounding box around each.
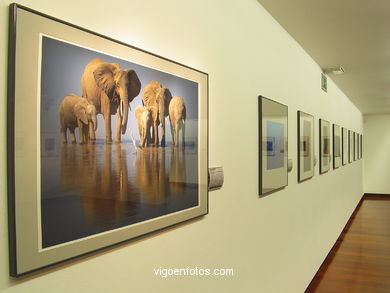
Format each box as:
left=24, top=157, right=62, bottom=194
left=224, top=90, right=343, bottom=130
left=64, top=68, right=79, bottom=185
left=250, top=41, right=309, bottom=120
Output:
left=306, top=196, right=390, bottom=293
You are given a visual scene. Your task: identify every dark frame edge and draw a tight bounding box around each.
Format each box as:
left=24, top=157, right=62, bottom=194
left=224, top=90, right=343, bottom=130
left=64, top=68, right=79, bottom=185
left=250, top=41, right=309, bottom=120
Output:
left=297, top=111, right=301, bottom=182
left=341, top=128, right=344, bottom=165
left=206, top=74, right=209, bottom=215
left=258, top=96, right=262, bottom=196
left=332, top=124, right=335, bottom=168
left=319, top=119, right=323, bottom=174
left=7, top=3, right=18, bottom=277
left=348, top=129, right=353, bottom=164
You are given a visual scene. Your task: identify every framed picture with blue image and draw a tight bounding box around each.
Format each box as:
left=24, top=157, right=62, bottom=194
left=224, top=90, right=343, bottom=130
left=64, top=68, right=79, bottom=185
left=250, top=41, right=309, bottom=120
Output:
left=258, top=96, right=288, bottom=195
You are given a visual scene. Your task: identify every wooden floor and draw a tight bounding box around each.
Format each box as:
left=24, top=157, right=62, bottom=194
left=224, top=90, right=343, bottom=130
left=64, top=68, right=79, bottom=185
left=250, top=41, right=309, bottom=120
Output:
left=305, top=195, right=390, bottom=293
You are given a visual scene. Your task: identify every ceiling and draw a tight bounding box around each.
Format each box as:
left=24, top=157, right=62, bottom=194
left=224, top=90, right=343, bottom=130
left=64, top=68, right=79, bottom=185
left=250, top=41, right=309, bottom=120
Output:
left=257, top=0, right=390, bottom=115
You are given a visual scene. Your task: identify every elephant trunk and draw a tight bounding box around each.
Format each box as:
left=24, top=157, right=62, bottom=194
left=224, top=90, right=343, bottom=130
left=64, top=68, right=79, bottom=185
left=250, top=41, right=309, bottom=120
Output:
left=89, top=118, right=96, bottom=141
left=93, top=115, right=97, bottom=131
left=158, top=103, right=166, bottom=146
left=121, top=98, right=129, bottom=135
left=158, top=102, right=165, bottom=127
left=159, top=111, right=165, bottom=128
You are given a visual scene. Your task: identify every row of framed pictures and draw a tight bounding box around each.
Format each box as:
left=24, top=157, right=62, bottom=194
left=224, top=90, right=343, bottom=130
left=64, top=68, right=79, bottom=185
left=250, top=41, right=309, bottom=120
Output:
left=300, top=113, right=363, bottom=180
left=258, top=96, right=363, bottom=195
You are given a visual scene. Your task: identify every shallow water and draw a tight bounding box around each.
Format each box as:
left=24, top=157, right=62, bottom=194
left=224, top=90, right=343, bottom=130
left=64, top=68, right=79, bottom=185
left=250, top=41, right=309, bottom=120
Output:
left=40, top=142, right=198, bottom=248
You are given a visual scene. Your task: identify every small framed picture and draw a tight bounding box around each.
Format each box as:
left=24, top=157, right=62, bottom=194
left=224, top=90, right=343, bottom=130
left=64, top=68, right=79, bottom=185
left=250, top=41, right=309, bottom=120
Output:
left=342, top=127, right=348, bottom=165
left=354, top=132, right=359, bottom=160
left=298, top=111, right=314, bottom=182
left=349, top=130, right=354, bottom=163
left=258, top=96, right=288, bottom=195
left=333, top=124, right=341, bottom=169
left=319, top=119, right=331, bottom=174
left=356, top=133, right=360, bottom=160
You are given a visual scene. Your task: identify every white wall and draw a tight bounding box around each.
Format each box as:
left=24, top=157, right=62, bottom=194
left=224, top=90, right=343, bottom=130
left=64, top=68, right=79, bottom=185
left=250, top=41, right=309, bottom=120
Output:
left=0, top=0, right=363, bottom=292
left=363, top=114, right=390, bottom=194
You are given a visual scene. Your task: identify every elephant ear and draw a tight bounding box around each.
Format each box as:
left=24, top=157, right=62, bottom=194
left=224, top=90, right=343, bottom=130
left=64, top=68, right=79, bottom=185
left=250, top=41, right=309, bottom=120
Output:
left=156, top=88, right=172, bottom=117
left=142, top=81, right=162, bottom=106
left=93, top=63, right=120, bottom=97
left=163, top=88, right=172, bottom=112
left=125, top=69, right=141, bottom=100
left=74, top=102, right=88, bottom=125
left=147, top=106, right=158, bottom=122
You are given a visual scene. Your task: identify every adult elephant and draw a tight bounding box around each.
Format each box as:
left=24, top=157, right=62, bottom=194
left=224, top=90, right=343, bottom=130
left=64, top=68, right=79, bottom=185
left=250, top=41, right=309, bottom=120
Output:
left=81, top=58, right=141, bottom=143
left=169, top=96, right=186, bottom=147
left=142, top=81, right=172, bottom=146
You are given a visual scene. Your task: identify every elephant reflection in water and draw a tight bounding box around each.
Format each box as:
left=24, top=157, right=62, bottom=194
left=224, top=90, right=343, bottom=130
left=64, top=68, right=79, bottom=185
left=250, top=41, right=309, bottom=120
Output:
left=168, top=148, right=187, bottom=196
left=135, top=147, right=187, bottom=204
left=135, top=147, right=168, bottom=204
left=60, top=144, right=139, bottom=227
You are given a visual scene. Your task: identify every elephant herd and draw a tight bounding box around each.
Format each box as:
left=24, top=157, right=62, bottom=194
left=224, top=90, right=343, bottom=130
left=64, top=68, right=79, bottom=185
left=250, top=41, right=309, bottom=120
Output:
left=59, top=58, right=186, bottom=147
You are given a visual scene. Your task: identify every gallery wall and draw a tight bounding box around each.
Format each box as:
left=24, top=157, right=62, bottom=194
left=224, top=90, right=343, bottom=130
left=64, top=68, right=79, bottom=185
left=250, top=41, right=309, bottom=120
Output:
left=363, top=114, right=390, bottom=194
left=0, top=0, right=363, bottom=292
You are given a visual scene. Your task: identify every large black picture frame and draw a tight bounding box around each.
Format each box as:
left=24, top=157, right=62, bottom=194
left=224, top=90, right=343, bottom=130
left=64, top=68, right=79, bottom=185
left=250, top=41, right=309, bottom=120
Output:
left=7, top=3, right=209, bottom=276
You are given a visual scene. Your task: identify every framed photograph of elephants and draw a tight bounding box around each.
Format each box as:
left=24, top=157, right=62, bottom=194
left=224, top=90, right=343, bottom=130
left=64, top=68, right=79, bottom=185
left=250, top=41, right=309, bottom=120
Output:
left=258, top=96, right=288, bottom=195
left=7, top=4, right=208, bottom=277
left=319, top=119, right=331, bottom=174
left=298, top=111, right=315, bottom=182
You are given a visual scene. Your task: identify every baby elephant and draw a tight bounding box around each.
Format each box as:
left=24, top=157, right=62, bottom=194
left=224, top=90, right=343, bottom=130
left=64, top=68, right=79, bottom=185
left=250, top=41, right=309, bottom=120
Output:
left=169, top=96, right=186, bottom=147
left=135, top=106, right=153, bottom=147
left=59, top=94, right=97, bottom=144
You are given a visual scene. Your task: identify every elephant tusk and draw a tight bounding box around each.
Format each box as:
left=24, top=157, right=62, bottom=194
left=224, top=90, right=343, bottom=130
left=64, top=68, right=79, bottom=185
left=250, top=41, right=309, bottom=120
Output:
left=120, top=100, right=123, bottom=117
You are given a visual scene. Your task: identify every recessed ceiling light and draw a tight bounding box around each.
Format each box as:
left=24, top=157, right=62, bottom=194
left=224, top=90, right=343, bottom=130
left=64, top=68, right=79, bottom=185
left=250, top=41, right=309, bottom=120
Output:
left=323, top=66, right=345, bottom=75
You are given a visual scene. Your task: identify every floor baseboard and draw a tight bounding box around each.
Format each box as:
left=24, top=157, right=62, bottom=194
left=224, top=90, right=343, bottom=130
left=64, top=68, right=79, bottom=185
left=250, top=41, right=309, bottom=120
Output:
left=364, top=193, right=390, bottom=199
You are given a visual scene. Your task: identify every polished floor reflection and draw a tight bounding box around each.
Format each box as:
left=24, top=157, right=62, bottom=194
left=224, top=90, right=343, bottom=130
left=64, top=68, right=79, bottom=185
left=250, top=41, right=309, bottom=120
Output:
left=306, top=196, right=390, bottom=293
left=41, top=143, right=198, bottom=248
